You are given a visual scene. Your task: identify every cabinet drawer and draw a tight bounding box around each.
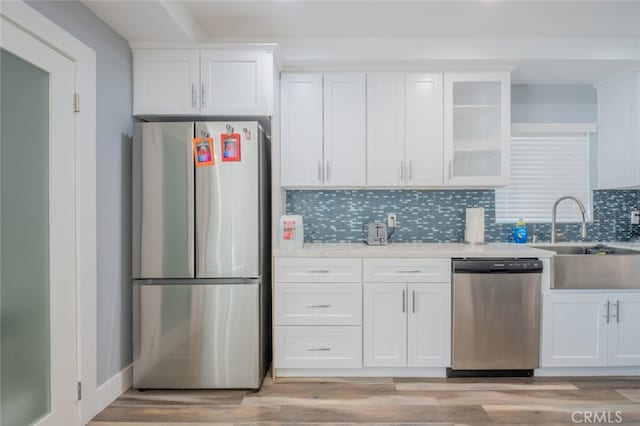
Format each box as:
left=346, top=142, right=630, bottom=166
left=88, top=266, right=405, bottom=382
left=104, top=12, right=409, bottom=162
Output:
left=275, top=284, right=362, bottom=326
left=275, top=258, right=362, bottom=283
left=363, top=258, right=450, bottom=283
left=275, top=326, right=362, bottom=368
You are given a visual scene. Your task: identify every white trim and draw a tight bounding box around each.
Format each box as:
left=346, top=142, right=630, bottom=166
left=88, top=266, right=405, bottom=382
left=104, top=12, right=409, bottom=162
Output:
left=275, top=368, right=447, bottom=378
left=129, top=41, right=279, bottom=51
left=94, top=365, right=133, bottom=415
left=0, top=2, right=98, bottom=425
left=511, top=122, right=597, bottom=136
left=535, top=367, right=640, bottom=377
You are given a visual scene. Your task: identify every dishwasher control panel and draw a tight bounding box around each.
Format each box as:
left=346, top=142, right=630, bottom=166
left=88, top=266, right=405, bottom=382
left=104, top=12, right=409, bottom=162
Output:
left=452, top=258, right=543, bottom=273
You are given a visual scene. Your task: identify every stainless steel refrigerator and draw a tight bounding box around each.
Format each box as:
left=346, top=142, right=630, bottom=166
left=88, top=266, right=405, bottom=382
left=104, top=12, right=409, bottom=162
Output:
left=132, top=121, right=271, bottom=389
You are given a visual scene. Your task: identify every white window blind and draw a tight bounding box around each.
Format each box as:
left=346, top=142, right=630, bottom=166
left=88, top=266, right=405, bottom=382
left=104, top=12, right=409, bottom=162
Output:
left=495, top=135, right=591, bottom=223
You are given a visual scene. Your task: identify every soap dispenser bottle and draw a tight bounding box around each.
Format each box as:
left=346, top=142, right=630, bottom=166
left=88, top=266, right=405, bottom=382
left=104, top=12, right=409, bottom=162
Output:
left=513, top=218, right=528, bottom=244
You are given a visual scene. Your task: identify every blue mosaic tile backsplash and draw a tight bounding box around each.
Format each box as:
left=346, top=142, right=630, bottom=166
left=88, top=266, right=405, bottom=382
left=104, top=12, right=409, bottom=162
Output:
left=285, top=190, right=640, bottom=243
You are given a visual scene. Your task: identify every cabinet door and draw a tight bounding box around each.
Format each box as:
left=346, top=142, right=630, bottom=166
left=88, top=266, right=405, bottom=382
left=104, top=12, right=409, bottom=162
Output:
left=200, top=50, right=273, bottom=115
left=407, top=283, right=451, bottom=367
left=280, top=73, right=324, bottom=187
left=323, top=73, right=366, bottom=187
left=541, top=293, right=608, bottom=367
left=405, top=73, right=444, bottom=186
left=366, top=73, right=406, bottom=186
left=444, top=72, right=510, bottom=186
left=133, top=49, right=199, bottom=115
left=363, top=283, right=407, bottom=367
left=596, top=72, right=638, bottom=189
left=608, top=295, right=640, bottom=366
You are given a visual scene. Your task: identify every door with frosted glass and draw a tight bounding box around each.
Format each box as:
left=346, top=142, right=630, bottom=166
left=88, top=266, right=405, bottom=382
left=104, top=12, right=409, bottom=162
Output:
left=1, top=18, right=77, bottom=426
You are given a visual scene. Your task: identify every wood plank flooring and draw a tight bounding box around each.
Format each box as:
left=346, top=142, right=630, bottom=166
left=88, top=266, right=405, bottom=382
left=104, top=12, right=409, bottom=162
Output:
left=90, top=374, right=640, bottom=425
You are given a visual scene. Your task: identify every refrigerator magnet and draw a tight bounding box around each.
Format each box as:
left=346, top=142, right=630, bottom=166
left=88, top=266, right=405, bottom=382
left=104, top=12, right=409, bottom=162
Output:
left=221, top=133, right=241, bottom=162
left=193, top=136, right=215, bottom=167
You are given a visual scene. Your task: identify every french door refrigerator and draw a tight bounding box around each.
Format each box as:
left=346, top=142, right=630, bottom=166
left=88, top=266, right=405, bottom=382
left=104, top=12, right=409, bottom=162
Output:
left=132, top=121, right=271, bottom=389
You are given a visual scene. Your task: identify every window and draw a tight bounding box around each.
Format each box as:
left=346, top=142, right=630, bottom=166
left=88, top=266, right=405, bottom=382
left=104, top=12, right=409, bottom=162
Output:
left=495, top=133, right=591, bottom=223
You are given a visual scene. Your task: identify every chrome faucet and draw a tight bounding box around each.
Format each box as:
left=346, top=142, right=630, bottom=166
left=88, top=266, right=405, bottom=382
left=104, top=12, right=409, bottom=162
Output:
left=551, top=196, right=588, bottom=243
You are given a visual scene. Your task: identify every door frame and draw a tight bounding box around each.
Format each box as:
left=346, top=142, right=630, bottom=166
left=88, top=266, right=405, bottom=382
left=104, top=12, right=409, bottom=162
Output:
left=0, top=1, right=98, bottom=424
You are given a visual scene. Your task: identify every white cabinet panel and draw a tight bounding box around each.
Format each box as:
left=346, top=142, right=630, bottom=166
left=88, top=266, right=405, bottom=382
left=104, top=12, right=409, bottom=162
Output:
left=280, top=73, right=324, bottom=187
left=275, top=284, right=362, bottom=326
left=275, top=326, right=362, bottom=368
left=275, top=258, right=362, bottom=283
left=363, top=283, right=407, bottom=367
left=405, top=73, right=444, bottom=186
left=323, top=73, right=366, bottom=187
left=608, top=295, right=640, bottom=366
left=133, top=49, right=199, bottom=115
left=541, top=293, right=608, bottom=367
left=363, top=258, right=450, bottom=283
left=200, top=50, right=272, bottom=115
left=366, top=73, right=406, bottom=186
left=407, top=283, right=451, bottom=367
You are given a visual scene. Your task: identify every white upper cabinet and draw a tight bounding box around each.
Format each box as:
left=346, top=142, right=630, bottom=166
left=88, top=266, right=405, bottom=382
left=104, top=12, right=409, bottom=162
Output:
left=367, top=73, right=406, bottom=187
left=280, top=73, right=324, bottom=187
left=133, top=49, right=200, bottom=115
left=279, top=70, right=510, bottom=189
left=323, top=73, right=366, bottom=187
left=200, top=50, right=273, bottom=116
left=405, top=73, right=444, bottom=186
left=280, top=72, right=367, bottom=188
left=444, top=72, right=510, bottom=186
left=596, top=72, right=640, bottom=189
left=133, top=48, right=274, bottom=116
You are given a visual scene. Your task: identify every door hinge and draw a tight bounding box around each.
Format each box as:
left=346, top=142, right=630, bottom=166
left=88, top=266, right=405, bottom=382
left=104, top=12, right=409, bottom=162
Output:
left=74, top=93, right=80, bottom=112
left=77, top=381, right=82, bottom=401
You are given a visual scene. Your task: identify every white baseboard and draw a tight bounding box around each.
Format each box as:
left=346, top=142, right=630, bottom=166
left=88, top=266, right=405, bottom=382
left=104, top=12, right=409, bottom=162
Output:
left=93, top=364, right=132, bottom=416
left=536, top=367, right=640, bottom=376
left=275, top=367, right=447, bottom=378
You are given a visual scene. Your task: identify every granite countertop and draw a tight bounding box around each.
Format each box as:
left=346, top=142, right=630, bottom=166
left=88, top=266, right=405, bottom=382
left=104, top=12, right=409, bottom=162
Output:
left=274, top=242, right=556, bottom=258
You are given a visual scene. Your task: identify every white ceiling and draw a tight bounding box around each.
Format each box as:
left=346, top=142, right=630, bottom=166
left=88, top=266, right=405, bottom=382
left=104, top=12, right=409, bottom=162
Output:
left=82, top=0, right=640, bottom=83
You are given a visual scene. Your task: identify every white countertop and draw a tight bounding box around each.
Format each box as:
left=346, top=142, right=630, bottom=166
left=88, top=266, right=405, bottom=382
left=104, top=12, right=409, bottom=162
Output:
left=274, top=242, right=556, bottom=258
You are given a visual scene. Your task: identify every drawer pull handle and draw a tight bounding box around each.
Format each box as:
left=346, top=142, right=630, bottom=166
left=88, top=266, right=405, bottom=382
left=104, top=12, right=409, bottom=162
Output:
left=306, top=304, right=331, bottom=308
left=308, top=270, right=331, bottom=273
left=305, top=347, right=331, bottom=351
left=396, top=270, right=421, bottom=273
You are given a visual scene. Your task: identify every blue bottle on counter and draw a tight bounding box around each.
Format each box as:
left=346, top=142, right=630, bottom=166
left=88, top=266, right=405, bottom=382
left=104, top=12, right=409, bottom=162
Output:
left=513, top=218, right=528, bottom=244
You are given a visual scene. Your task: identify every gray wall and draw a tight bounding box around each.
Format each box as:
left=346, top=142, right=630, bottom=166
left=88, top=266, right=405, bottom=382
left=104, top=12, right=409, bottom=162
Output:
left=26, top=1, right=133, bottom=385
left=512, top=84, right=597, bottom=123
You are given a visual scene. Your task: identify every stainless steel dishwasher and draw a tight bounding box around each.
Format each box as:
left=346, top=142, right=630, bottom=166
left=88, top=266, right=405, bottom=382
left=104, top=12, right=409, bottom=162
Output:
left=450, top=258, right=543, bottom=377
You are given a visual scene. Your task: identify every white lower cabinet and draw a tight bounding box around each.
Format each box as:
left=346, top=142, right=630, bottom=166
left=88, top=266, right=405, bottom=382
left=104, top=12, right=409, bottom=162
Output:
left=407, top=284, right=451, bottom=367
left=363, top=282, right=451, bottom=368
left=275, top=326, right=362, bottom=368
left=363, top=283, right=407, bottom=367
left=542, top=292, right=640, bottom=367
left=607, top=294, right=640, bottom=366
left=274, top=258, right=363, bottom=369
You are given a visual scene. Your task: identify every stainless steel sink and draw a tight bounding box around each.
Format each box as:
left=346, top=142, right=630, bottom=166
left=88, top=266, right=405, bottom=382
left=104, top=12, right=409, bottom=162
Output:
left=530, top=244, right=640, bottom=289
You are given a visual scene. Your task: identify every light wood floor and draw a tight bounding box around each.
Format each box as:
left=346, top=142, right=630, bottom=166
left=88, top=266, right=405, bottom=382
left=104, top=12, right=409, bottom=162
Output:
left=90, top=374, right=640, bottom=425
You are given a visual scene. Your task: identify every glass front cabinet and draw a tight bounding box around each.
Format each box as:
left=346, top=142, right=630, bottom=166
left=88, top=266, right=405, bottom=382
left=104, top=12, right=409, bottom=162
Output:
left=444, top=72, right=510, bottom=186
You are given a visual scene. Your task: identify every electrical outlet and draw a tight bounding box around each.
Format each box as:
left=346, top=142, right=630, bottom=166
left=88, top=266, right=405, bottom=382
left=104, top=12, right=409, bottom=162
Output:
left=387, top=213, right=397, bottom=228
left=631, top=210, right=640, bottom=225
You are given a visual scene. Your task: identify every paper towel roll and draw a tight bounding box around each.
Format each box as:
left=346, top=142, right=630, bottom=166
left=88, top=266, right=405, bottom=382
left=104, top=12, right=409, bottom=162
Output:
left=465, top=207, right=485, bottom=244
